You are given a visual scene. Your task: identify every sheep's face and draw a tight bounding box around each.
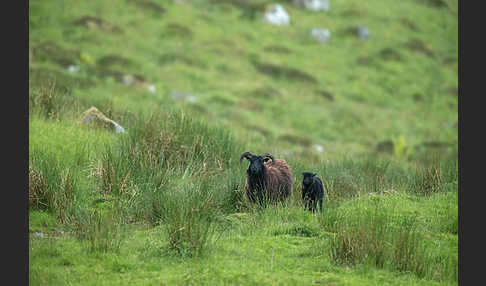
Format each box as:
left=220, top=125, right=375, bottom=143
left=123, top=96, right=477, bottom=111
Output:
left=302, top=172, right=316, bottom=186
left=246, top=155, right=266, bottom=176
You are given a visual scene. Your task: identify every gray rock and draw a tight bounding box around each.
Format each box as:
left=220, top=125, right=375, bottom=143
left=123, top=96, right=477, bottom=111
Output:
left=112, top=121, right=126, bottom=133
left=310, top=28, right=331, bottom=44
left=357, top=25, right=370, bottom=41
left=67, top=65, right=80, bottom=73
left=314, top=144, right=324, bottom=153
left=33, top=232, right=45, bottom=238
left=80, top=107, right=126, bottom=133
left=170, top=90, right=196, bottom=103
left=294, top=0, right=330, bottom=11
left=147, top=84, right=156, bottom=94
left=263, top=4, right=290, bottom=26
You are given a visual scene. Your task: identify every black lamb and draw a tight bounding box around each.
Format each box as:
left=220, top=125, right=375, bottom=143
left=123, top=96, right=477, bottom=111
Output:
left=301, top=172, right=325, bottom=212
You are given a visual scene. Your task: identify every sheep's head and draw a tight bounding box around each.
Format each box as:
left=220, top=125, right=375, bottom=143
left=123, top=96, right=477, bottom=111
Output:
left=302, top=172, right=317, bottom=186
left=240, top=152, right=275, bottom=176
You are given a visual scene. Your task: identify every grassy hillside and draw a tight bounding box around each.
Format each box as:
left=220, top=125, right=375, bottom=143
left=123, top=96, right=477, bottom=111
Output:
left=29, top=0, right=458, bottom=285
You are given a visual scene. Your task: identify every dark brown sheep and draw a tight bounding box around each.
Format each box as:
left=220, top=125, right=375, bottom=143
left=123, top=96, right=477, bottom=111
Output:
left=240, top=152, right=293, bottom=204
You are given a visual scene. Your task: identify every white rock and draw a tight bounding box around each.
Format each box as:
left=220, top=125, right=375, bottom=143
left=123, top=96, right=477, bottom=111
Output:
left=112, top=121, right=126, bottom=133
left=147, top=84, right=156, bottom=93
left=67, top=65, right=80, bottom=73
left=357, top=25, right=370, bottom=41
left=122, top=75, right=134, bottom=85
left=314, top=144, right=324, bottom=153
left=263, top=4, right=290, bottom=26
left=294, top=0, right=330, bottom=11
left=170, top=90, right=196, bottom=103
left=33, top=232, right=45, bottom=238
left=310, top=28, right=331, bottom=44
left=187, top=95, right=196, bottom=103
left=80, top=106, right=126, bottom=134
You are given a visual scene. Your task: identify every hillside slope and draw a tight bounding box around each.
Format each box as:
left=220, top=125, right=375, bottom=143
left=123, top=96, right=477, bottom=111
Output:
left=29, top=0, right=458, bottom=161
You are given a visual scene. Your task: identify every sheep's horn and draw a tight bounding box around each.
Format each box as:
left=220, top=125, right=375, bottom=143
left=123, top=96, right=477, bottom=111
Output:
left=240, top=151, right=254, bottom=164
left=261, top=153, right=275, bottom=164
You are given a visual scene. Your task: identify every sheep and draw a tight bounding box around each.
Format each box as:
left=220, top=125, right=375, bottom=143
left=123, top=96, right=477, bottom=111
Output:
left=301, top=172, right=325, bottom=213
left=240, top=151, right=293, bottom=205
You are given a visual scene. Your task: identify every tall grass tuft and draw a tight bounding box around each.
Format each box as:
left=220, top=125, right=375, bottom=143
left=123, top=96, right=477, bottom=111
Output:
left=95, top=111, right=243, bottom=220
left=156, top=176, right=221, bottom=258
left=29, top=152, right=78, bottom=224
left=410, top=155, right=457, bottom=196
left=320, top=196, right=457, bottom=282
left=73, top=208, right=126, bottom=254
left=29, top=80, right=80, bottom=120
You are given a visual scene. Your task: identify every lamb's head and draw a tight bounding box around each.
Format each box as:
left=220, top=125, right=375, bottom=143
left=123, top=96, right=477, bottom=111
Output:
left=302, top=172, right=317, bottom=186
left=240, top=152, right=274, bottom=176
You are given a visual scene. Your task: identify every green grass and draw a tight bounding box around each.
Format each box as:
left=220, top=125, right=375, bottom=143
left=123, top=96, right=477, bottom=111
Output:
left=29, top=0, right=457, bottom=284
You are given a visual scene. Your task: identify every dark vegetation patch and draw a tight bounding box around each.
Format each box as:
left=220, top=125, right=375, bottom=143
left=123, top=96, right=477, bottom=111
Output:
left=215, top=64, right=232, bottom=74
left=209, top=0, right=265, bottom=20
left=417, top=0, right=449, bottom=8
left=272, top=223, right=320, bottom=237
left=263, top=45, right=293, bottom=54
left=245, top=124, right=271, bottom=138
left=162, top=23, right=193, bottom=39
left=73, top=16, right=122, bottom=33
left=356, top=56, right=374, bottom=66
left=316, top=90, right=334, bottom=101
left=159, top=53, right=207, bottom=68
left=412, top=93, right=424, bottom=101
left=278, top=134, right=313, bottom=147
left=406, top=39, right=435, bottom=58
left=209, top=95, right=235, bottom=105
left=187, top=103, right=209, bottom=116
left=340, top=26, right=367, bottom=38
left=32, top=42, right=80, bottom=68
left=340, top=8, right=363, bottom=17
left=401, top=18, right=420, bottom=32
left=444, top=86, right=458, bottom=97
left=29, top=67, right=97, bottom=91
left=250, top=87, right=282, bottom=99
left=442, top=57, right=457, bottom=65
left=327, top=177, right=360, bottom=201
left=97, top=54, right=136, bottom=69
left=252, top=62, right=319, bottom=84
left=239, top=99, right=262, bottom=111
left=375, top=140, right=394, bottom=154
left=95, top=69, right=124, bottom=82
left=378, top=48, right=403, bottom=61
left=129, top=0, right=166, bottom=14
left=421, top=141, right=454, bottom=149
left=119, top=74, right=152, bottom=89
